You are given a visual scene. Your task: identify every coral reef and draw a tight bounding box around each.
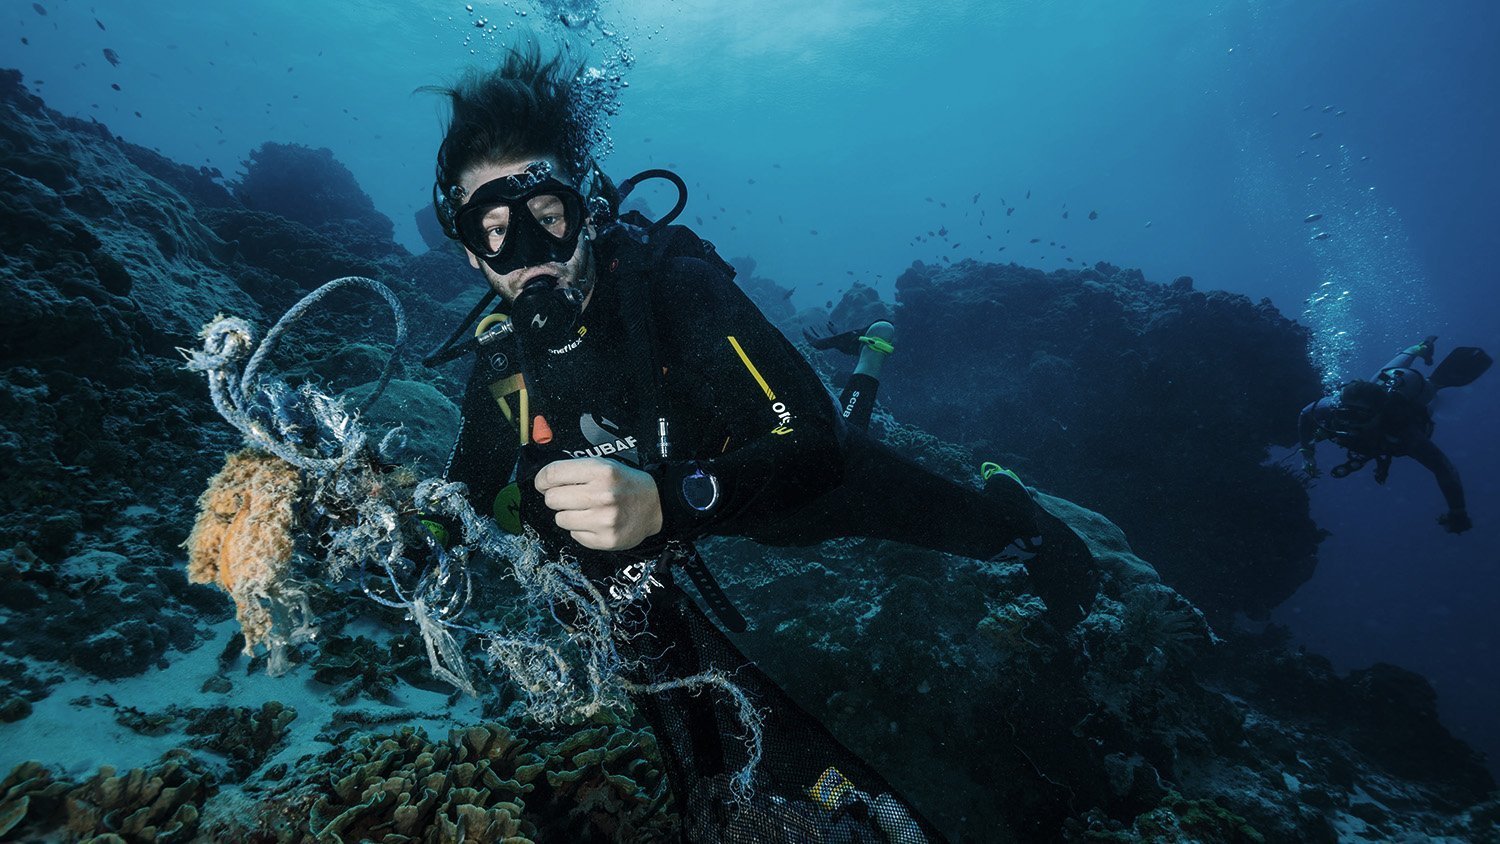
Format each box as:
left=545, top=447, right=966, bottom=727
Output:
left=1, top=68, right=1492, bottom=844
left=1, top=750, right=213, bottom=842
left=205, top=719, right=676, bottom=843
left=310, top=634, right=426, bottom=705
left=235, top=142, right=403, bottom=261
left=882, top=259, right=1323, bottom=620
left=701, top=487, right=1490, bottom=841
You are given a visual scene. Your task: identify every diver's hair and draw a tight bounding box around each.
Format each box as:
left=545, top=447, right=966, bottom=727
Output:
left=1339, top=379, right=1387, bottom=407
left=423, top=45, right=589, bottom=192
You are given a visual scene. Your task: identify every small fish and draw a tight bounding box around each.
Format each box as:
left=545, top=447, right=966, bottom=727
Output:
left=1025, top=189, right=1031, bottom=199
left=747, top=178, right=755, bottom=185
left=103, top=48, right=121, bottom=67
left=778, top=215, right=784, bottom=223
left=134, top=111, right=141, bottom=117
left=1029, top=238, right=1040, bottom=243
left=940, top=202, right=946, bottom=208
left=972, top=193, right=980, bottom=204
left=1088, top=210, right=1098, bottom=220
left=32, top=3, right=46, bottom=15
left=96, top=18, right=105, bottom=30
left=696, top=216, right=703, bottom=225
left=1144, top=221, right=1153, bottom=228
left=1312, top=231, right=1330, bottom=240
left=1309, top=131, right=1323, bottom=140
left=1336, top=110, right=1346, bottom=117
left=997, top=246, right=1006, bottom=251
left=1322, top=105, right=1334, bottom=113
left=1303, top=213, right=1323, bottom=223
left=937, top=226, right=948, bottom=237
left=773, top=163, right=781, bottom=168
left=952, top=243, right=961, bottom=249
left=20, top=37, right=28, bottom=45
left=825, top=301, right=833, bottom=308
left=1005, top=207, right=1015, bottom=216
left=925, top=197, right=933, bottom=203
left=782, top=288, right=795, bottom=298
left=111, top=83, right=121, bottom=91
left=1062, top=211, right=1069, bottom=219
left=809, top=229, right=818, bottom=235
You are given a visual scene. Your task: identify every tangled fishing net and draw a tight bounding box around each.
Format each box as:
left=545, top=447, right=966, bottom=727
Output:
left=180, top=276, right=761, bottom=798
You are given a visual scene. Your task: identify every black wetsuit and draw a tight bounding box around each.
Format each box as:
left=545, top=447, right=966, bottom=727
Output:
left=1297, top=348, right=1466, bottom=516
left=442, top=224, right=1093, bottom=841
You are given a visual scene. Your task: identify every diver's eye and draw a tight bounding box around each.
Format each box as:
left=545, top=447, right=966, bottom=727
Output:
left=528, top=194, right=570, bottom=237
left=483, top=225, right=508, bottom=254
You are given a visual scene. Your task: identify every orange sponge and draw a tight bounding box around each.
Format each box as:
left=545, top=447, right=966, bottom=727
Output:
left=184, top=448, right=302, bottom=653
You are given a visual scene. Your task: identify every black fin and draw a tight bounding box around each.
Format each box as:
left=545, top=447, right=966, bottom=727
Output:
left=1429, top=346, right=1492, bottom=389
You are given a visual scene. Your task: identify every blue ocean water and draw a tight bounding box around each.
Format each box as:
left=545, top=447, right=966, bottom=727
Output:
left=4, top=0, right=1497, bottom=784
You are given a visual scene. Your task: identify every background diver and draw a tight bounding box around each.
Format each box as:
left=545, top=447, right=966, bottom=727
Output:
left=1299, top=335, right=1492, bottom=535
left=417, top=47, right=1101, bottom=842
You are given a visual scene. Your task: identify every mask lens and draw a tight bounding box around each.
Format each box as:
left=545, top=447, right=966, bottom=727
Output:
left=528, top=193, right=574, bottom=239
left=475, top=204, right=511, bottom=257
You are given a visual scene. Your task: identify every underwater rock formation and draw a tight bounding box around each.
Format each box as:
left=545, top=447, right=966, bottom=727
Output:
left=1, top=68, right=1493, bottom=844
left=703, top=489, right=1493, bottom=841
left=883, top=259, right=1324, bottom=621
left=236, top=141, right=404, bottom=262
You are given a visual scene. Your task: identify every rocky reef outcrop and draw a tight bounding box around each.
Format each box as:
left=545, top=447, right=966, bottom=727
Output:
left=1, top=67, right=1492, bottom=843
left=875, top=261, right=1324, bottom=621
left=700, top=474, right=1492, bottom=840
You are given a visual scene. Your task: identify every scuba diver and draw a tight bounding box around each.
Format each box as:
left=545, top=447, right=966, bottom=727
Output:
left=1299, top=336, right=1492, bottom=535
left=420, top=47, right=1099, bottom=843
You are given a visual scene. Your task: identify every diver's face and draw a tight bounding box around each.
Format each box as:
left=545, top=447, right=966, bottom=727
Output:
left=458, top=156, right=595, bottom=307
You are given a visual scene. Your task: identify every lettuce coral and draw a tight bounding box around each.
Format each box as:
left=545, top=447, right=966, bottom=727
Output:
left=0, top=751, right=212, bottom=842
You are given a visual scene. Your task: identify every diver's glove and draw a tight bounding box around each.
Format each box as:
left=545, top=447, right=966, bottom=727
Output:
left=1438, top=509, right=1472, bottom=534
left=803, top=321, right=865, bottom=357
left=1405, top=335, right=1438, bottom=366
left=1299, top=446, right=1319, bottom=478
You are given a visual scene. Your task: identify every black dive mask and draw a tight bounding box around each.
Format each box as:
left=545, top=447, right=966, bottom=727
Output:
left=451, top=161, right=586, bottom=277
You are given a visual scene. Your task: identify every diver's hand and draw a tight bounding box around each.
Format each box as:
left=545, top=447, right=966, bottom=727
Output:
left=803, top=321, right=863, bottom=356
left=535, top=457, right=663, bottom=550
left=1302, top=459, right=1319, bottom=478
left=1438, top=509, right=1472, bottom=534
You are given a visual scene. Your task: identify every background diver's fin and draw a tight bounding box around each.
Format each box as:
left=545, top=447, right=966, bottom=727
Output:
left=1429, top=346, right=1492, bottom=389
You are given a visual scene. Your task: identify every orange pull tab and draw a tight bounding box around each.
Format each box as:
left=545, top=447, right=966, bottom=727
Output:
left=532, top=414, right=554, bottom=445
